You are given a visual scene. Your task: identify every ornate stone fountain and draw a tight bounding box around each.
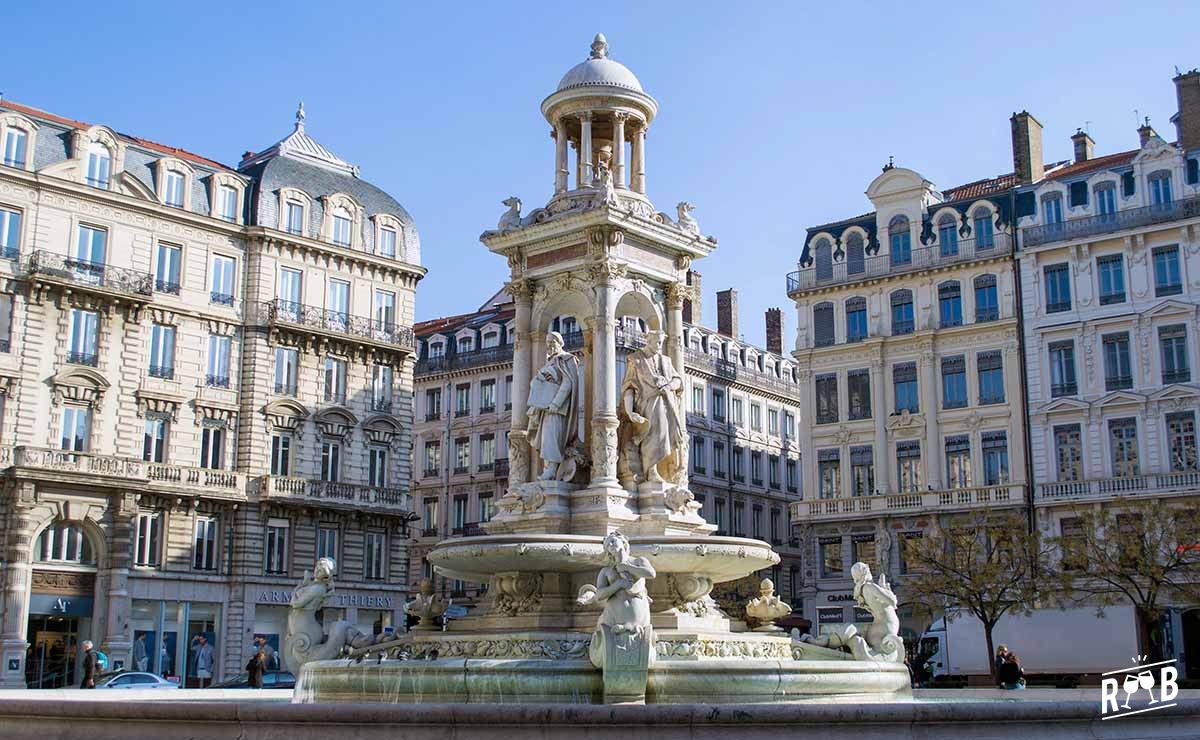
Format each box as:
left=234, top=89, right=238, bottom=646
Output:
left=292, top=33, right=910, bottom=705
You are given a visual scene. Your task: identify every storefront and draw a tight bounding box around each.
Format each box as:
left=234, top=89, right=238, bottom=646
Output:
left=129, top=600, right=222, bottom=687
left=249, top=586, right=401, bottom=671
left=25, top=570, right=97, bottom=689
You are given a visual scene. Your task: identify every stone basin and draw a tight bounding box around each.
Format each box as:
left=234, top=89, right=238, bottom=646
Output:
left=427, top=533, right=779, bottom=584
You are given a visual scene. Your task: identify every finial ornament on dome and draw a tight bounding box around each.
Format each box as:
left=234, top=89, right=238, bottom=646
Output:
left=295, top=101, right=306, bottom=131
left=590, top=33, right=609, bottom=60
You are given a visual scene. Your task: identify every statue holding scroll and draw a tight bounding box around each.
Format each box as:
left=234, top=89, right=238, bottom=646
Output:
left=526, top=330, right=580, bottom=481
left=619, top=330, right=686, bottom=485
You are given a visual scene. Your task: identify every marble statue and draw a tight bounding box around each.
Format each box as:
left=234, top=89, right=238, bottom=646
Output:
left=404, top=577, right=451, bottom=631
left=676, top=201, right=699, bottom=235
left=526, top=331, right=580, bottom=481
left=800, top=562, right=904, bottom=663
left=284, top=558, right=380, bottom=672
left=496, top=196, right=546, bottom=232
left=745, top=578, right=792, bottom=631
left=577, top=531, right=657, bottom=703
left=619, top=330, right=686, bottom=486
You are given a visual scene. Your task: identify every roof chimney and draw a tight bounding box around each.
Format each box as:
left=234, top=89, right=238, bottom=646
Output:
left=1174, top=69, right=1200, bottom=150
left=1010, top=111, right=1044, bottom=184
left=716, top=289, right=738, bottom=338
left=1138, top=117, right=1158, bottom=148
left=1071, top=129, right=1095, bottom=163
left=682, top=269, right=701, bottom=324
left=765, top=308, right=783, bottom=355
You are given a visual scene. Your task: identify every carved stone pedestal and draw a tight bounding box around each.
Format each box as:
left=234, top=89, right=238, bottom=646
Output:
left=488, top=480, right=580, bottom=534
left=591, top=623, right=654, bottom=704
left=631, top=481, right=713, bottom=537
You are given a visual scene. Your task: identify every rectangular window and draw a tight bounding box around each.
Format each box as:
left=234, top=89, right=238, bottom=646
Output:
left=732, top=501, right=745, bottom=536
left=786, top=458, right=798, bottom=493
left=455, top=383, right=471, bottom=416
left=210, top=254, right=236, bottom=305
left=818, top=449, right=840, bottom=500
left=939, top=283, right=962, bottom=327
left=713, top=441, right=726, bottom=478
left=505, top=375, right=513, bottom=409
left=1059, top=517, right=1086, bottom=571
left=86, top=148, right=111, bottom=188
left=900, top=532, right=923, bottom=574
left=974, top=277, right=999, bottom=322
left=1042, top=195, right=1063, bottom=224
left=941, top=355, right=967, bottom=409
left=850, top=445, right=874, bottom=497
left=768, top=409, right=779, bottom=436
left=134, top=512, right=162, bottom=567
left=752, top=505, right=764, bottom=539
left=784, top=411, right=796, bottom=441
left=893, top=362, right=918, bottom=413
left=0, top=296, right=12, bottom=352
left=712, top=388, right=726, bottom=422
left=847, top=369, right=871, bottom=420
left=820, top=537, right=844, bottom=578
left=422, top=498, right=439, bottom=534
left=945, top=435, right=971, bottom=488
left=750, top=404, right=762, bottom=431
left=1044, top=264, right=1071, bottom=313
left=320, top=441, right=341, bottom=482
left=373, top=289, right=396, bottom=329
left=1102, top=333, right=1133, bottom=391
left=768, top=454, right=781, bottom=489
left=0, top=207, right=21, bottom=259
left=163, top=171, right=185, bottom=208
left=691, top=385, right=704, bottom=414
left=1150, top=173, right=1173, bottom=205
left=332, top=214, right=352, bottom=246
left=218, top=185, right=238, bottom=222
left=74, top=224, right=106, bottom=280
left=1097, top=255, right=1126, bottom=305
left=733, top=447, right=745, bottom=482
left=1069, top=181, right=1088, bottom=208
left=1054, top=424, right=1082, bottom=482
left=364, top=532, right=385, bottom=580
left=692, top=436, right=706, bottom=473
left=142, top=417, right=168, bottom=463
left=286, top=202, right=305, bottom=235
left=274, top=346, right=299, bottom=395
left=2, top=128, right=27, bottom=168
left=750, top=451, right=763, bottom=485
left=270, top=433, right=292, bottom=475
left=1048, top=341, right=1077, bottom=397
left=896, top=441, right=921, bottom=493
left=265, top=522, right=288, bottom=574
left=1167, top=412, right=1198, bottom=472
left=853, top=534, right=876, bottom=567
left=891, top=294, right=914, bottom=335
left=68, top=309, right=99, bottom=366
left=454, top=437, right=470, bottom=474
left=1153, top=246, right=1183, bottom=297
left=770, top=508, right=781, bottom=543
left=1095, top=184, right=1116, bottom=216
left=846, top=300, right=868, bottom=342
left=425, top=388, right=442, bottom=420
left=1122, top=171, right=1136, bottom=198
left=199, top=426, right=224, bottom=470
left=379, top=227, right=397, bottom=258
left=982, top=431, right=1009, bottom=485
left=316, top=527, right=338, bottom=561
left=372, top=364, right=394, bottom=411
left=424, top=441, right=441, bottom=476
left=479, top=434, right=496, bottom=470
left=714, top=498, right=727, bottom=534
left=149, top=323, right=176, bottom=379
left=1109, top=418, right=1139, bottom=477
left=479, top=495, right=494, bottom=524
left=731, top=397, right=744, bottom=426
left=324, top=356, right=347, bottom=404
left=977, top=351, right=1005, bottom=405
left=368, top=446, right=388, bottom=486
left=326, top=279, right=349, bottom=327
left=155, top=243, right=181, bottom=293
left=450, top=498, right=465, bottom=530
left=194, top=516, right=219, bottom=571
left=1159, top=325, right=1190, bottom=384
left=815, top=374, right=838, bottom=424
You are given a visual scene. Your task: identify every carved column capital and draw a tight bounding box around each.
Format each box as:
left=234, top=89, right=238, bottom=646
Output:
left=506, top=278, right=536, bottom=303
left=587, top=225, right=624, bottom=258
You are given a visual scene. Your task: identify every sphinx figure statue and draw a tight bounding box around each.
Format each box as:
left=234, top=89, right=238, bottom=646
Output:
left=800, top=562, right=904, bottom=663
left=284, top=558, right=381, bottom=673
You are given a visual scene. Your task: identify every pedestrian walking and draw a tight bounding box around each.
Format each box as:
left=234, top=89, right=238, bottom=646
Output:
left=245, top=650, right=266, bottom=689
left=132, top=633, right=148, bottom=672
left=79, top=640, right=98, bottom=689
left=190, top=634, right=215, bottom=688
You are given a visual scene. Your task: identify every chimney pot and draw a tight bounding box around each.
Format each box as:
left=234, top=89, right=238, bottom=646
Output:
left=1174, top=69, right=1200, bottom=150
left=1010, top=111, right=1045, bottom=184
left=765, top=308, right=783, bottom=355
left=1071, top=128, right=1095, bottom=163
left=1138, top=117, right=1157, bottom=148
left=716, top=289, right=738, bottom=338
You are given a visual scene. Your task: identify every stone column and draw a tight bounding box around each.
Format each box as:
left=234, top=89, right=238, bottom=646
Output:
left=100, top=492, right=136, bottom=669
left=797, top=369, right=817, bottom=499
left=553, top=119, right=568, bottom=194
left=507, top=280, right=535, bottom=487
left=1003, top=342, right=1026, bottom=489
left=870, top=359, right=890, bottom=495
left=589, top=264, right=621, bottom=486
left=611, top=113, right=627, bottom=189
left=665, top=282, right=688, bottom=480
left=581, top=323, right=596, bottom=466
left=572, top=140, right=582, bottom=189
left=631, top=123, right=647, bottom=194
left=0, top=485, right=36, bottom=688
left=919, top=348, right=942, bottom=490
left=578, top=112, right=594, bottom=187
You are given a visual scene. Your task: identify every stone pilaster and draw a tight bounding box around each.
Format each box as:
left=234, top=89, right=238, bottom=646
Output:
left=870, top=358, right=890, bottom=495
left=0, top=483, right=37, bottom=688
left=507, top=279, right=534, bottom=489
left=99, top=492, right=136, bottom=668
left=919, top=346, right=942, bottom=489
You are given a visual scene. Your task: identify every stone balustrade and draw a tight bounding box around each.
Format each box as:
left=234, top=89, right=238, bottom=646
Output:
left=256, top=475, right=412, bottom=514
left=1034, top=471, right=1200, bottom=503
left=146, top=463, right=245, bottom=498
left=12, top=446, right=147, bottom=480
left=790, top=483, right=1025, bottom=523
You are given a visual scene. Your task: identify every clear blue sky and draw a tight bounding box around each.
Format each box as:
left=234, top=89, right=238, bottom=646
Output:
left=3, top=1, right=1198, bottom=346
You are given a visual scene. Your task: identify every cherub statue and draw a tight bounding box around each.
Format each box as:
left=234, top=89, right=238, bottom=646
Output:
left=799, top=562, right=903, bottom=663
left=745, top=578, right=792, bottom=631
left=284, top=558, right=380, bottom=672
left=404, top=578, right=451, bottom=631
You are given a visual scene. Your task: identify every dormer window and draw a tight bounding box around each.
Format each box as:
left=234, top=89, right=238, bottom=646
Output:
left=429, top=341, right=445, bottom=359
left=164, top=171, right=185, bottom=207
left=937, top=214, right=958, bottom=257
left=888, top=216, right=911, bottom=265
left=286, top=201, right=305, bottom=235
left=1149, top=171, right=1173, bottom=206
left=457, top=336, right=474, bottom=353
left=482, top=331, right=499, bottom=348
left=86, top=142, right=112, bottom=189
left=218, top=185, right=238, bottom=222
left=2, top=128, right=27, bottom=168
left=379, top=226, right=397, bottom=258
left=1041, top=193, right=1063, bottom=225
left=332, top=207, right=352, bottom=247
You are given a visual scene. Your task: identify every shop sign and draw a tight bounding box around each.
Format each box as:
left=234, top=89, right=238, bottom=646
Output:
left=817, top=608, right=844, bottom=624
left=256, top=589, right=395, bottom=609
left=28, top=594, right=94, bottom=617
left=826, top=593, right=855, bottom=603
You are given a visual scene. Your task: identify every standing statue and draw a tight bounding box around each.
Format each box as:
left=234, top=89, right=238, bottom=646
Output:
left=284, top=558, right=379, bottom=673
left=577, top=531, right=657, bottom=703
left=526, top=331, right=580, bottom=481
left=404, top=578, right=450, bottom=631
left=799, top=562, right=904, bottom=663
left=619, top=330, right=686, bottom=486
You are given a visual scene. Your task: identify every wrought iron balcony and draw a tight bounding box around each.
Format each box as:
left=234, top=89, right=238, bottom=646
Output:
left=24, top=250, right=152, bottom=298
left=274, top=381, right=297, bottom=396
left=1163, top=369, right=1192, bottom=384
left=1035, top=471, right=1200, bottom=503
left=791, top=483, right=1025, bottom=523
left=254, top=299, right=415, bottom=352
left=424, top=411, right=441, bottom=422
left=415, top=344, right=513, bottom=375
left=206, top=374, right=231, bottom=389
left=210, top=291, right=235, bottom=306
left=257, top=475, right=411, bottom=513
left=149, top=364, right=174, bottom=380
left=155, top=279, right=181, bottom=295
left=1051, top=382, right=1078, bottom=397
left=372, top=398, right=393, bottom=413
left=1023, top=195, right=1200, bottom=247
left=494, top=458, right=509, bottom=478
left=787, top=232, right=1013, bottom=295
left=67, top=350, right=98, bottom=367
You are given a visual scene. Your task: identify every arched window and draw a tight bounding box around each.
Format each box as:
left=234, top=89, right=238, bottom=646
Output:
left=938, top=281, right=962, bottom=328
left=1149, top=170, right=1173, bottom=206
left=972, top=207, right=994, bottom=249
left=937, top=214, right=959, bottom=257
left=889, top=216, right=911, bottom=265
left=36, top=522, right=95, bottom=564
left=846, top=232, right=865, bottom=275
left=890, top=289, right=914, bottom=335
left=86, top=142, right=111, bottom=189
left=974, top=274, right=998, bottom=322
left=845, top=297, right=867, bottom=342
left=1094, top=182, right=1116, bottom=217
left=814, top=238, right=833, bottom=282
left=1041, top=193, right=1063, bottom=225
left=813, top=302, right=835, bottom=347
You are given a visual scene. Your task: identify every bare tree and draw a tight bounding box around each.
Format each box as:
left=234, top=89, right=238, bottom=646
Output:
left=906, top=512, right=1050, bottom=683
left=1050, top=498, right=1200, bottom=660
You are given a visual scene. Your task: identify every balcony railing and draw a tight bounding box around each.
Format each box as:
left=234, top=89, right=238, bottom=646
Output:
left=274, top=381, right=297, bottom=396
left=149, top=364, right=175, bottom=380
left=415, top=344, right=514, bottom=375
left=258, top=475, right=410, bottom=512
left=1051, top=382, right=1077, bottom=397
left=1023, top=195, right=1200, bottom=247
left=254, top=299, right=415, bottom=351
left=12, top=447, right=146, bottom=480
left=1, top=247, right=19, bottom=261
left=791, top=483, right=1025, bottom=523
left=1163, top=370, right=1192, bottom=384
left=155, top=279, right=181, bottom=295
left=210, top=291, right=235, bottom=306
left=372, top=398, right=393, bottom=413
left=1034, top=471, right=1200, bottom=503
left=147, top=463, right=244, bottom=495
left=66, top=350, right=98, bottom=367
left=494, top=458, right=509, bottom=478
left=787, top=232, right=1013, bottom=294
left=206, top=374, right=231, bottom=389
left=24, top=250, right=153, bottom=298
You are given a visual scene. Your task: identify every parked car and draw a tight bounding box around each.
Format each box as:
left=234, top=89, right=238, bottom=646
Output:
left=94, top=671, right=180, bottom=689
left=210, top=670, right=296, bottom=689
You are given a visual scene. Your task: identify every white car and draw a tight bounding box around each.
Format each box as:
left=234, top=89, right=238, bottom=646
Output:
left=94, top=671, right=180, bottom=689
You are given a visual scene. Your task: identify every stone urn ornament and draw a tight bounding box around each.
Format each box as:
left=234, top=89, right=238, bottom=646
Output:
left=404, top=578, right=451, bottom=631
left=745, top=578, right=792, bottom=632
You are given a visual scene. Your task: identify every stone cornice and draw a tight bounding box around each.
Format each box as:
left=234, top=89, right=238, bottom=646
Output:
left=248, top=228, right=426, bottom=287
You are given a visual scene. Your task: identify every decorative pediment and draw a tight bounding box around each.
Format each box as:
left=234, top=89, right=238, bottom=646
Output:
left=363, top=414, right=402, bottom=446
left=1133, top=136, right=1177, bottom=164
left=263, top=398, right=310, bottom=433
left=1149, top=385, right=1200, bottom=403
left=136, top=390, right=184, bottom=421
left=1096, top=390, right=1147, bottom=408
left=192, top=399, right=238, bottom=426
left=1144, top=299, right=1196, bottom=319
left=1037, top=397, right=1090, bottom=416
left=50, top=367, right=110, bottom=408
left=115, top=172, right=157, bottom=202
left=886, top=410, right=924, bottom=438
left=314, top=406, right=359, bottom=438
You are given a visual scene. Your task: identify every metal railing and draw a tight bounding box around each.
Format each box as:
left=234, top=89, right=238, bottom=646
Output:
left=24, top=250, right=152, bottom=297
left=494, top=458, right=509, bottom=478
left=149, top=364, right=174, bottom=380
left=259, top=475, right=410, bottom=511
left=415, top=344, right=513, bottom=375
left=206, top=374, right=231, bottom=389
left=155, top=279, right=181, bottom=295
left=1034, top=471, right=1200, bottom=502
left=254, top=299, right=415, bottom=351
left=66, top=350, right=98, bottom=367
left=1023, top=195, right=1200, bottom=247
left=792, top=483, right=1025, bottom=522
left=787, top=232, right=1013, bottom=294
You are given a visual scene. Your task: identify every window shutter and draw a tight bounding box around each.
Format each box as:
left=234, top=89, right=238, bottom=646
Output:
left=813, top=303, right=835, bottom=347
left=1069, top=181, right=1088, bottom=208
left=1121, top=171, right=1136, bottom=197
left=1187, top=158, right=1199, bottom=185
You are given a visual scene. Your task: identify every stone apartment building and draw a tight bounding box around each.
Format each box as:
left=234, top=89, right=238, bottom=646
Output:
left=0, top=100, right=423, bottom=688
left=411, top=282, right=806, bottom=613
